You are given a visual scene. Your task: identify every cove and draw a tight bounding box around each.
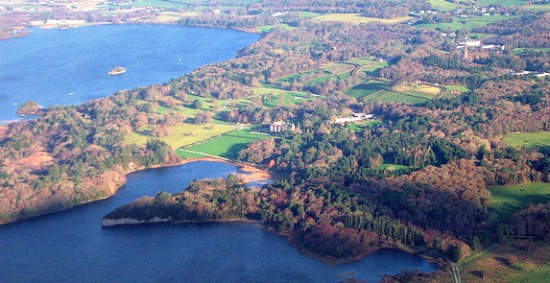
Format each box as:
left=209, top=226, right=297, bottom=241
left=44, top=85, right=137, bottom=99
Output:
left=0, top=161, right=437, bottom=283
left=0, top=24, right=259, bottom=122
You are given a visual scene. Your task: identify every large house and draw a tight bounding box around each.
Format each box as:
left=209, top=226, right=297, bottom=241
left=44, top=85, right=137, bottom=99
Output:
left=269, top=121, right=296, bottom=133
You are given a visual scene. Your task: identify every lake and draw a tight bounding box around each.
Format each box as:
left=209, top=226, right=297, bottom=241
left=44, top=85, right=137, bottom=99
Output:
left=0, top=161, right=437, bottom=283
left=0, top=24, right=258, bottom=122
left=0, top=25, right=437, bottom=282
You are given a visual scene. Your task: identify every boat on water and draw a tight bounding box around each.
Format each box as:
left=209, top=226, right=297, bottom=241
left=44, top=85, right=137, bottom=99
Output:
left=108, top=66, right=126, bottom=75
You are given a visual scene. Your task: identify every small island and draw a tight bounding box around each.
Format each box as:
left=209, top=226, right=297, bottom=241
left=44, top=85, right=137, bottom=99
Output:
left=108, top=66, right=126, bottom=75
left=16, top=101, right=45, bottom=116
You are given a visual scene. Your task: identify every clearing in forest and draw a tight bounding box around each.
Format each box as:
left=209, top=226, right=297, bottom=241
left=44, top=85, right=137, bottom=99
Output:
left=458, top=239, right=550, bottom=283
left=177, top=129, right=268, bottom=159
left=488, top=183, right=550, bottom=222
left=504, top=131, right=550, bottom=149
left=313, top=14, right=412, bottom=24
left=125, top=122, right=236, bottom=149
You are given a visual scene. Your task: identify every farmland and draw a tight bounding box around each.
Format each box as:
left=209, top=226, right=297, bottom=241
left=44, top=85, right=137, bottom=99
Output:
left=313, top=14, right=412, bottom=24
left=415, top=14, right=515, bottom=31
left=458, top=239, right=550, bottom=283
left=125, top=122, right=237, bottom=149
left=504, top=131, right=550, bottom=149
left=488, top=183, right=550, bottom=222
left=177, top=129, right=269, bottom=159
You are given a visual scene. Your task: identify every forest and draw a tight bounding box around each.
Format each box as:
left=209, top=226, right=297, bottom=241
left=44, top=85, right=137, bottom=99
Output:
left=2, top=0, right=550, bottom=282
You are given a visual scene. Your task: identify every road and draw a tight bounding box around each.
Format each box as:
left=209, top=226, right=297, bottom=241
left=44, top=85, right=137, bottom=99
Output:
left=451, top=262, right=461, bottom=283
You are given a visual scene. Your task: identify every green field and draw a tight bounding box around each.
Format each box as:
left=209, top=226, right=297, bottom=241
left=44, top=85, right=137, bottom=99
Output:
left=489, top=183, right=550, bottom=222
left=345, top=81, right=390, bottom=98
left=346, top=120, right=382, bottom=132
left=126, top=122, right=237, bottom=149
left=178, top=129, right=268, bottom=159
left=256, top=23, right=295, bottom=33
left=416, top=14, right=515, bottom=31
left=522, top=3, right=550, bottom=11
left=314, top=14, right=412, bottom=24
left=513, top=48, right=550, bottom=55
left=399, top=84, right=443, bottom=99
left=459, top=239, right=550, bottom=283
left=321, top=62, right=356, bottom=75
left=504, top=131, right=550, bottom=149
left=346, top=81, right=433, bottom=104
left=444, top=85, right=471, bottom=93
left=429, top=0, right=466, bottom=11
left=375, top=163, right=410, bottom=171
left=362, top=90, right=429, bottom=105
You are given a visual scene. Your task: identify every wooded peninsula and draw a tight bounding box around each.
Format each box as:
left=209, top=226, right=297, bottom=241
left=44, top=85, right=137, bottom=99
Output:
left=1, top=0, right=550, bottom=282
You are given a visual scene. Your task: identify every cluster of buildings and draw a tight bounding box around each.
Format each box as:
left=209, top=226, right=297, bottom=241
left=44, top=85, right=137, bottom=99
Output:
left=454, top=39, right=505, bottom=51
left=509, top=70, right=550, bottom=77
left=333, top=113, right=375, bottom=125
left=269, top=121, right=296, bottom=133
left=268, top=113, right=376, bottom=132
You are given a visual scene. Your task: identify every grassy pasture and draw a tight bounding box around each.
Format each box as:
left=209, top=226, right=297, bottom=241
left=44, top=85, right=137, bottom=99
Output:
left=429, top=0, right=466, bottom=11
left=154, top=11, right=200, bottom=23
left=399, top=84, right=443, bottom=99
left=178, top=129, right=268, bottom=159
left=250, top=86, right=314, bottom=107
left=444, top=85, right=471, bottom=93
left=345, top=81, right=390, bottom=99
left=346, top=120, right=382, bottom=132
left=459, top=239, right=550, bottom=283
left=256, top=23, right=295, bottom=33
left=314, top=14, right=412, bottom=24
left=513, top=48, right=550, bottom=55
left=375, top=163, right=411, bottom=171
left=488, top=183, right=550, bottom=222
left=504, top=131, right=550, bottom=149
left=440, top=85, right=472, bottom=98
left=321, top=62, right=356, bottom=75
left=522, top=3, right=550, bottom=11
left=125, top=122, right=237, bottom=149
left=362, top=90, right=428, bottom=105
left=415, top=14, right=515, bottom=31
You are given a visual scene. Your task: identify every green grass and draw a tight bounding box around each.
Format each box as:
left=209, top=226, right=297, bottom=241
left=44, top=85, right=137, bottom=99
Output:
left=467, top=33, right=494, bottom=40
left=488, top=183, right=550, bottom=222
left=346, top=120, right=382, bottom=132
left=522, top=3, right=550, bottom=11
left=444, top=85, right=472, bottom=93
left=345, top=81, right=390, bottom=99
left=321, top=62, right=356, bottom=74
left=362, top=90, right=429, bottom=105
left=126, top=122, right=237, bottom=149
left=178, top=129, right=268, bottom=159
left=314, top=14, right=412, bottom=24
left=504, top=131, right=550, bottom=149
left=256, top=23, right=295, bottom=33
left=400, top=84, right=443, bottom=99
left=248, top=85, right=315, bottom=107
left=276, top=70, right=319, bottom=84
left=132, top=0, right=191, bottom=9
left=298, top=11, right=320, bottom=18
left=513, top=48, right=550, bottom=55
left=459, top=239, right=550, bottom=283
left=375, top=163, right=411, bottom=171
left=429, top=0, right=466, bottom=11
left=416, top=14, right=515, bottom=31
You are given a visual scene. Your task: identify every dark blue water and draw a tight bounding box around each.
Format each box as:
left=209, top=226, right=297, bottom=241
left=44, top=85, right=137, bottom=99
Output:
left=0, top=161, right=437, bottom=283
left=0, top=25, right=258, bottom=122
left=0, top=25, right=436, bottom=282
